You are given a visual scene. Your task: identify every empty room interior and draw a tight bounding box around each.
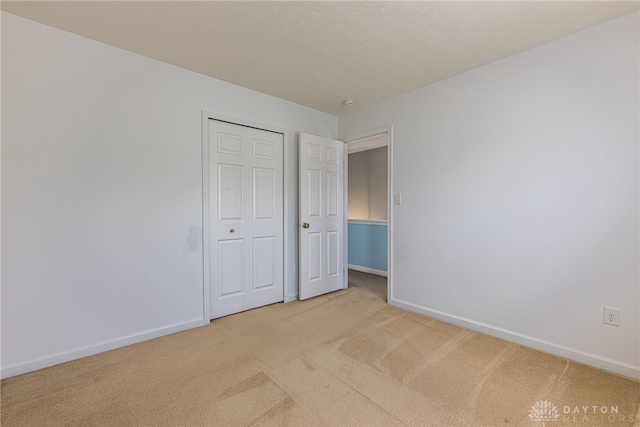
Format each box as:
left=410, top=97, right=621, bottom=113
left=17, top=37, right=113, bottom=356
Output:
left=2, top=2, right=639, bottom=426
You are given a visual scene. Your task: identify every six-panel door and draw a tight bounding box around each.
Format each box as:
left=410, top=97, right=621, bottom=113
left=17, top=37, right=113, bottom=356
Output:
left=299, top=133, right=345, bottom=300
left=209, top=120, right=284, bottom=319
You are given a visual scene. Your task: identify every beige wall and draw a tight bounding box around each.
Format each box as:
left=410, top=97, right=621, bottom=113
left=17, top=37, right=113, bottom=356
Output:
left=348, top=147, right=387, bottom=221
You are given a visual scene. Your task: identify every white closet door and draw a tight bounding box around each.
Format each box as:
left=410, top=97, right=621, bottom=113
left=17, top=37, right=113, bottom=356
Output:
left=209, top=119, right=283, bottom=319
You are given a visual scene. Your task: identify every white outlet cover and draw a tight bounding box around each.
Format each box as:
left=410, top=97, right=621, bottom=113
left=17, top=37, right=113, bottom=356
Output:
left=603, top=306, right=620, bottom=327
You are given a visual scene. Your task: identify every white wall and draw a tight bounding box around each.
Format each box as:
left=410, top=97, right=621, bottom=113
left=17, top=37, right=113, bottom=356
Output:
left=348, top=151, right=369, bottom=220
left=339, top=12, right=640, bottom=379
left=348, top=147, right=388, bottom=221
left=1, top=12, right=337, bottom=378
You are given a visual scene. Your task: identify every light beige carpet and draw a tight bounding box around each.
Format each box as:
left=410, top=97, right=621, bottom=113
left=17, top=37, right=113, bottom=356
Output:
left=2, top=270, right=638, bottom=426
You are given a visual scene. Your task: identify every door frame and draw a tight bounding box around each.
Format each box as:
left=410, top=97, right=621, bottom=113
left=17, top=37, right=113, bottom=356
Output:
left=342, top=125, right=393, bottom=304
left=201, top=111, right=289, bottom=321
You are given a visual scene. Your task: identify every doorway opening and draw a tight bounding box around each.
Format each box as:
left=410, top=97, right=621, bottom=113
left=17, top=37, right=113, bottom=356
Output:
left=345, top=130, right=391, bottom=302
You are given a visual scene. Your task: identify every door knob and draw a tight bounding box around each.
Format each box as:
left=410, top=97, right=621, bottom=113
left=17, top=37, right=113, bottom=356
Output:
left=230, top=229, right=235, bottom=233
left=302, top=223, right=310, bottom=229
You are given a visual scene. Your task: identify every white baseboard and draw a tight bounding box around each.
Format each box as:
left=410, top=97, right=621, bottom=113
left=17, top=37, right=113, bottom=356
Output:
left=390, top=298, right=640, bottom=381
left=1, top=318, right=206, bottom=379
left=348, top=264, right=387, bottom=277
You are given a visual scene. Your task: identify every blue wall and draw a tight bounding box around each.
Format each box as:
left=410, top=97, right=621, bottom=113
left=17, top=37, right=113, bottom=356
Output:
left=348, top=222, right=387, bottom=272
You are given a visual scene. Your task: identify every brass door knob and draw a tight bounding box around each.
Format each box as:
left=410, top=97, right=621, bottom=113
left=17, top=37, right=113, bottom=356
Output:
left=302, top=223, right=310, bottom=229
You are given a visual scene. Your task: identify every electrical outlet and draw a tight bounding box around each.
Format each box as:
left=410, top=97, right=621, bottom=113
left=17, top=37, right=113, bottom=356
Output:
left=603, top=306, right=620, bottom=327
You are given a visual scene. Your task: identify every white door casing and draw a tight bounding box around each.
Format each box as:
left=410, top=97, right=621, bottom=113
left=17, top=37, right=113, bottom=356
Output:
left=208, top=119, right=284, bottom=319
left=299, top=133, right=346, bottom=300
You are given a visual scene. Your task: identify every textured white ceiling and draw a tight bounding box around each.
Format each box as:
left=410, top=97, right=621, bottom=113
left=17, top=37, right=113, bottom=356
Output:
left=3, top=1, right=638, bottom=116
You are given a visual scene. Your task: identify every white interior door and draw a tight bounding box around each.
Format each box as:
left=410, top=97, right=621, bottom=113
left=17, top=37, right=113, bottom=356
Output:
left=209, top=119, right=283, bottom=319
left=299, top=133, right=346, bottom=300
